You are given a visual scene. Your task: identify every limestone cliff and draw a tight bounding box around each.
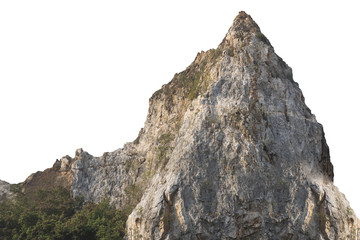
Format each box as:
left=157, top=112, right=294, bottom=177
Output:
left=5, top=11, right=359, bottom=239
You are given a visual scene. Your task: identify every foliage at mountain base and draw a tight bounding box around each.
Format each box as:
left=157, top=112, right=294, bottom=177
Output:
left=0, top=187, right=128, bottom=240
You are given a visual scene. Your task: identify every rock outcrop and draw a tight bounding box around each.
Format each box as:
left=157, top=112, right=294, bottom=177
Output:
left=21, top=155, right=74, bottom=195
left=0, top=180, right=13, bottom=201
left=5, top=11, right=359, bottom=239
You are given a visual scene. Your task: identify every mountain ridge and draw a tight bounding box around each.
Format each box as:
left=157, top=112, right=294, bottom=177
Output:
left=1, top=11, right=358, bottom=239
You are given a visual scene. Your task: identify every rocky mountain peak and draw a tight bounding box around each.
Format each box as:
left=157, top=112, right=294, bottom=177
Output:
left=223, top=11, right=264, bottom=44
left=3, top=11, right=358, bottom=239
left=125, top=11, right=351, bottom=239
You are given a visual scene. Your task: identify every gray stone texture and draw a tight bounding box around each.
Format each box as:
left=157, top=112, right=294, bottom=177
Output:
left=73, top=12, right=359, bottom=239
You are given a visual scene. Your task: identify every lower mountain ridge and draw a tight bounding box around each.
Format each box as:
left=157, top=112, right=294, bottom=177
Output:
left=2, top=11, right=359, bottom=240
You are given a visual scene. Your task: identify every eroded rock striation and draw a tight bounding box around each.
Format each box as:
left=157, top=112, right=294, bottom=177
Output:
left=5, top=11, right=359, bottom=239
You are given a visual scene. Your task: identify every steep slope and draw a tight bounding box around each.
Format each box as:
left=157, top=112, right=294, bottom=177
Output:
left=9, top=11, right=359, bottom=239
left=123, top=11, right=359, bottom=239
left=21, top=155, right=74, bottom=195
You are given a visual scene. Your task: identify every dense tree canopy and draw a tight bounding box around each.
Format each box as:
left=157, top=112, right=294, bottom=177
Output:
left=0, top=187, right=129, bottom=240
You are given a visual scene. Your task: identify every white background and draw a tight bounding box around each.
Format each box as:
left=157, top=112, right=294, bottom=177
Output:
left=1, top=1, right=359, bottom=215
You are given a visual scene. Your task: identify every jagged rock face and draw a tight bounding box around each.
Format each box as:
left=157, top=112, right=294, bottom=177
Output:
left=123, top=12, right=358, bottom=239
left=20, top=11, right=358, bottom=239
left=0, top=180, right=13, bottom=201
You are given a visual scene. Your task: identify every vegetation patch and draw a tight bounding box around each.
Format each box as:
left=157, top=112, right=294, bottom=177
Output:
left=228, top=46, right=235, bottom=57
left=155, top=133, right=175, bottom=169
left=255, top=32, right=270, bottom=44
left=346, top=206, right=354, bottom=216
left=9, top=182, right=23, bottom=194
left=125, top=160, right=132, bottom=173
left=174, top=47, right=222, bottom=101
left=124, top=184, right=142, bottom=207
left=0, top=187, right=129, bottom=239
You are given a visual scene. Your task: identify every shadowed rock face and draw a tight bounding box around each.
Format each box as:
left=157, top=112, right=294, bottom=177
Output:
left=9, top=11, right=358, bottom=239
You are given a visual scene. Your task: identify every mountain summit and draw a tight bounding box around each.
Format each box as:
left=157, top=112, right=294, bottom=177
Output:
left=5, top=11, right=359, bottom=239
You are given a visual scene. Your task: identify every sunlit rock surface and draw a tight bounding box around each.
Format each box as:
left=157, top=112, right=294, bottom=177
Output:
left=11, top=11, right=359, bottom=240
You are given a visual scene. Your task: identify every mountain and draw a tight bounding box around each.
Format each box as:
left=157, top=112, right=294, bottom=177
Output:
left=0, top=180, right=13, bottom=201
left=2, top=11, right=359, bottom=239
